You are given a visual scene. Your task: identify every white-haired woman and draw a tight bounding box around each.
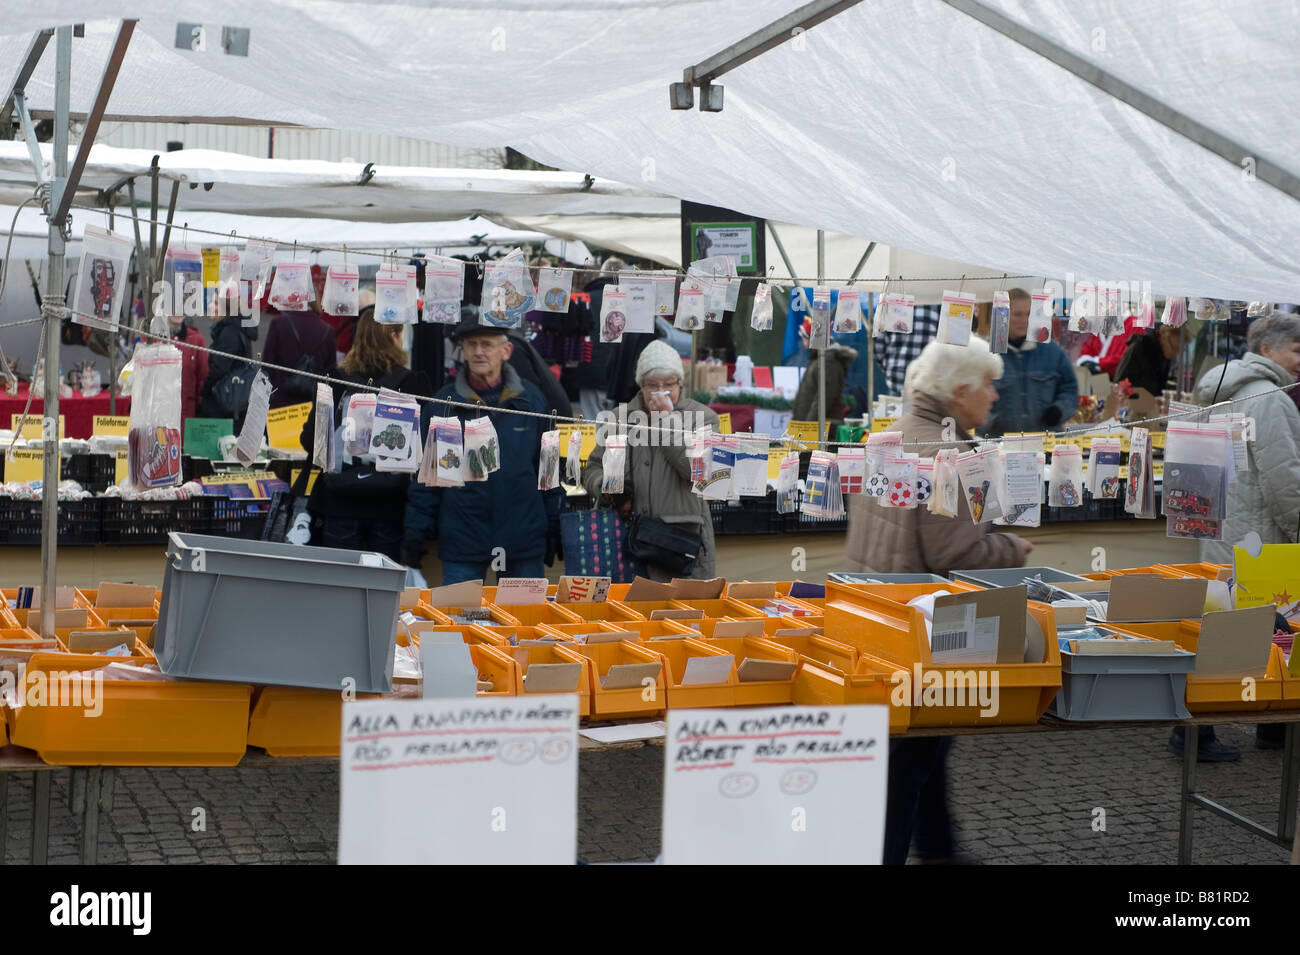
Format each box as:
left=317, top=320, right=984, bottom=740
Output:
left=844, top=336, right=1032, bottom=867
left=845, top=336, right=1033, bottom=576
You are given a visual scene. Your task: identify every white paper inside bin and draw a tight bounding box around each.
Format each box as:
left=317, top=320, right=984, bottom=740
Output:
left=154, top=533, right=404, bottom=693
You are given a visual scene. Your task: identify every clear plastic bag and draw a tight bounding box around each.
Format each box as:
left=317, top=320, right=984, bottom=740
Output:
left=686, top=426, right=712, bottom=488
left=1135, top=290, right=1156, bottom=328
left=700, top=438, right=737, bottom=501
left=989, top=291, right=1010, bottom=354
left=832, top=288, right=862, bottom=333
left=928, top=449, right=961, bottom=518
left=313, top=382, right=336, bottom=471
left=675, top=285, right=706, bottom=331
left=915, top=457, right=935, bottom=507
left=836, top=446, right=865, bottom=495
left=217, top=248, right=242, bottom=305
left=343, top=393, right=376, bottom=456
left=1069, top=281, right=1098, bottom=334
left=480, top=249, right=536, bottom=329
left=432, top=416, right=465, bottom=487
left=751, top=283, right=774, bottom=331
left=127, top=342, right=183, bottom=490
left=1048, top=443, right=1084, bottom=507
left=599, top=288, right=629, bottom=343
left=955, top=447, right=1004, bottom=522
left=321, top=265, right=359, bottom=317
left=73, top=225, right=132, bottom=328
left=1160, top=295, right=1188, bottom=328
left=776, top=451, right=800, bottom=514
left=1028, top=291, right=1054, bottom=342
left=732, top=437, right=769, bottom=497
left=1088, top=436, right=1122, bottom=499
left=536, top=268, right=574, bottom=314
left=376, top=266, right=417, bottom=324
left=808, top=287, right=831, bottom=349
left=243, top=239, right=278, bottom=301
left=464, top=416, right=499, bottom=482
left=564, top=428, right=582, bottom=485
left=425, top=254, right=466, bottom=303
left=803, top=450, right=842, bottom=517
left=601, top=434, right=627, bottom=494
left=880, top=452, right=920, bottom=509
left=1162, top=423, right=1230, bottom=538
left=1124, top=427, right=1156, bottom=517
left=269, top=261, right=312, bottom=311
left=372, top=393, right=421, bottom=473
left=886, top=292, right=915, bottom=333
left=537, top=429, right=560, bottom=491
left=937, top=290, right=975, bottom=346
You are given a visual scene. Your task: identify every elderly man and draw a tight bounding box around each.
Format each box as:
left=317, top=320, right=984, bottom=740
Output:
left=402, top=317, right=563, bottom=584
left=984, top=288, right=1079, bottom=436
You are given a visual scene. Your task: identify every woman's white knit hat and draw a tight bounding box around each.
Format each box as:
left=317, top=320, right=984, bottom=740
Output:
left=635, top=339, right=684, bottom=386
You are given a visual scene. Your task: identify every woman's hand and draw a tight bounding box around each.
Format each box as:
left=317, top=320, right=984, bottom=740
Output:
left=645, top=390, right=675, bottom=414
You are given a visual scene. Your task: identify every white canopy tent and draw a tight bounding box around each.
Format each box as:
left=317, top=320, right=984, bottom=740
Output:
left=0, top=142, right=1031, bottom=298
left=2, top=3, right=1297, bottom=300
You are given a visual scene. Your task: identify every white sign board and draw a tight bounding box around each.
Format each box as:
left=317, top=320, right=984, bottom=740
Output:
left=339, top=696, right=578, bottom=864
left=662, top=704, right=888, bottom=865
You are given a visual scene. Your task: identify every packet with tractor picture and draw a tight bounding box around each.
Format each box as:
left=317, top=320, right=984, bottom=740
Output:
left=372, top=392, right=421, bottom=474
left=433, top=416, right=466, bottom=488
left=464, top=416, right=500, bottom=482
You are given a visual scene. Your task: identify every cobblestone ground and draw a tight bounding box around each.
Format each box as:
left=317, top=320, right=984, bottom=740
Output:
left=1, top=722, right=1291, bottom=864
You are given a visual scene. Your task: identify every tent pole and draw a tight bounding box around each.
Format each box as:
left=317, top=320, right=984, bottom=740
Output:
left=156, top=179, right=180, bottom=277
left=0, top=29, right=53, bottom=135
left=817, top=230, right=826, bottom=443
left=126, top=180, right=151, bottom=330
left=39, top=27, right=72, bottom=642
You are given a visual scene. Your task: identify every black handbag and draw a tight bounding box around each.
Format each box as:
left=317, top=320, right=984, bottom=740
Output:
left=625, top=514, right=701, bottom=577
left=262, top=461, right=316, bottom=545
left=212, top=365, right=254, bottom=418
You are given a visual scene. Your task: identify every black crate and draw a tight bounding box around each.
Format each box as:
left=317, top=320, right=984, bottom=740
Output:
left=208, top=496, right=271, bottom=540
left=0, top=496, right=101, bottom=545
left=99, top=496, right=214, bottom=545
left=64, top=453, right=118, bottom=494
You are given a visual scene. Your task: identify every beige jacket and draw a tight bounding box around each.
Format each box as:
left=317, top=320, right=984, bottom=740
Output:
left=582, top=395, right=720, bottom=581
left=843, top=393, right=1025, bottom=576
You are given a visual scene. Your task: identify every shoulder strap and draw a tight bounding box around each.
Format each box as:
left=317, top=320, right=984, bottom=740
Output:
left=285, top=314, right=303, bottom=347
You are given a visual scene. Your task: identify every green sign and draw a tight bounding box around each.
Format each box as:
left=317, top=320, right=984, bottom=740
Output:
left=690, top=221, right=758, bottom=273
left=184, top=417, right=233, bottom=461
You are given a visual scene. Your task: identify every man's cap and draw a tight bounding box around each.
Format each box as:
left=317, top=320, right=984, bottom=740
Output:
left=449, top=315, right=511, bottom=342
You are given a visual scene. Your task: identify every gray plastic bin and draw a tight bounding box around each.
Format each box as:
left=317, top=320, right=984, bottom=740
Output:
left=828, top=572, right=949, bottom=584
left=951, top=566, right=1092, bottom=589
left=154, top=532, right=405, bottom=693
left=1048, top=646, right=1195, bottom=721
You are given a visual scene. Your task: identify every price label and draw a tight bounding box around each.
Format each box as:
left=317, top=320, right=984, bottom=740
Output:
left=6, top=449, right=56, bottom=482
left=265, top=402, right=312, bottom=450
left=716, top=413, right=732, bottom=435
left=869, top=416, right=897, bottom=433
left=9, top=414, right=64, bottom=440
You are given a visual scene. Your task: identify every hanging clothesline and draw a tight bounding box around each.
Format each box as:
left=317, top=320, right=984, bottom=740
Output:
left=6, top=304, right=1294, bottom=457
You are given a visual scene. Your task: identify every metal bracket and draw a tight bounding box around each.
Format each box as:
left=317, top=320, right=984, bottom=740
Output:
left=14, top=91, right=46, bottom=187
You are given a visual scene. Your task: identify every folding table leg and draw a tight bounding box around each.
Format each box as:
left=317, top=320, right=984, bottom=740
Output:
left=30, top=772, right=50, bottom=865
left=1178, top=731, right=1197, bottom=865
left=80, top=767, right=103, bottom=865
left=0, top=773, right=8, bottom=864
left=1279, top=724, right=1299, bottom=846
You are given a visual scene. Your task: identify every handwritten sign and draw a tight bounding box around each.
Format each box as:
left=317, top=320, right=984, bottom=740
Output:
left=201, top=248, right=221, bottom=286
left=557, top=576, right=610, bottom=603
left=92, top=415, right=130, bottom=436
left=265, top=402, right=311, bottom=450
left=868, top=416, right=898, bottom=434
left=662, top=704, right=888, bottom=864
left=5, top=448, right=55, bottom=482
left=557, top=422, right=598, bottom=463
left=767, top=446, right=789, bottom=480
left=716, top=412, right=732, bottom=435
left=785, top=420, right=822, bottom=449
left=9, top=415, right=64, bottom=440
left=338, top=696, right=578, bottom=864
left=115, top=448, right=128, bottom=485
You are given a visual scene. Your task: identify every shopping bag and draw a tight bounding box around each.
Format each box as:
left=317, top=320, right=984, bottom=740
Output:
left=560, top=508, right=635, bottom=582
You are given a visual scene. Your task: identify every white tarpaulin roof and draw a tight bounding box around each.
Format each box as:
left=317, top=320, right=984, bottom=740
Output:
left=3, top=3, right=1294, bottom=299
left=0, top=143, right=1031, bottom=297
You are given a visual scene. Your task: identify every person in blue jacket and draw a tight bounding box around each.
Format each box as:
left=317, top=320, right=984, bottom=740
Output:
left=983, top=288, right=1079, bottom=435
left=401, top=318, right=564, bottom=583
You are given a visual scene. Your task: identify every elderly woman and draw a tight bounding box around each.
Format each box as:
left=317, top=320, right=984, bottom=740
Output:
left=844, top=336, right=1031, bottom=867
left=582, top=339, right=720, bottom=581
left=845, top=336, right=1034, bottom=575
left=1193, top=311, right=1300, bottom=562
